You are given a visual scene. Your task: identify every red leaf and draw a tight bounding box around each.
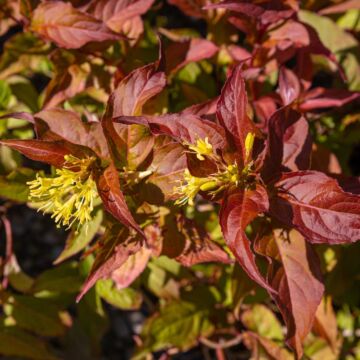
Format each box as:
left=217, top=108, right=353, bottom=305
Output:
left=181, top=97, right=218, bottom=118
left=219, top=185, right=275, bottom=293
left=77, top=229, right=142, bottom=301
left=0, top=139, right=93, bottom=168
left=114, top=113, right=227, bottom=150
left=319, top=0, right=360, bottom=15
left=300, top=88, right=360, bottom=111
left=217, top=65, right=258, bottom=165
left=102, top=61, right=165, bottom=166
left=262, top=107, right=312, bottom=181
left=147, top=139, right=187, bottom=201
left=35, top=109, right=110, bottom=158
left=86, top=0, right=154, bottom=33
left=164, top=38, right=218, bottom=75
left=204, top=0, right=295, bottom=25
left=272, top=171, right=360, bottom=244
left=95, top=163, right=145, bottom=237
left=109, top=62, right=166, bottom=117
left=0, top=112, right=35, bottom=124
left=31, top=2, right=122, bottom=49
left=111, top=245, right=152, bottom=289
left=269, top=229, right=324, bottom=359
left=168, top=0, right=207, bottom=19
left=313, top=297, right=339, bottom=351
left=278, top=67, right=301, bottom=106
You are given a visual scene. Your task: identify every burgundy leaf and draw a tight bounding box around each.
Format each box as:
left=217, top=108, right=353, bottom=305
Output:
left=0, top=112, right=35, bottom=124
left=35, top=109, right=109, bottom=158
left=319, top=0, right=360, bottom=15
left=77, top=229, right=142, bottom=301
left=181, top=97, right=218, bottom=118
left=269, top=229, right=324, bottom=359
left=0, top=139, right=93, bottom=168
left=262, top=107, right=312, bottom=181
left=272, top=171, right=360, bottom=244
left=110, top=62, right=166, bottom=117
left=147, top=139, right=187, bottom=201
left=278, top=67, right=301, bottom=106
left=114, top=113, right=227, bottom=150
left=204, top=0, right=295, bottom=25
left=111, top=245, right=152, bottom=289
left=219, top=185, right=275, bottom=294
left=164, top=38, right=218, bottom=75
left=168, top=0, right=207, bottom=19
left=31, top=2, right=122, bottom=49
left=300, top=88, right=360, bottom=111
left=95, top=163, right=145, bottom=237
left=175, top=217, right=232, bottom=267
left=217, top=65, right=258, bottom=165
left=86, top=0, right=154, bottom=33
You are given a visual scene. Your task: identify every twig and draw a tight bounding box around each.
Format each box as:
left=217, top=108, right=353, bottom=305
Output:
left=1, top=215, right=13, bottom=289
left=200, top=334, right=243, bottom=350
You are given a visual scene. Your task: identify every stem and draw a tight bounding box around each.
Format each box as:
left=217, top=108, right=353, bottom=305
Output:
left=200, top=334, right=243, bottom=350
left=1, top=215, right=13, bottom=289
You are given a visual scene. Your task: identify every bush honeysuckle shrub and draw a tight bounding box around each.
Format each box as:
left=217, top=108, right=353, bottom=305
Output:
left=0, top=0, right=360, bottom=359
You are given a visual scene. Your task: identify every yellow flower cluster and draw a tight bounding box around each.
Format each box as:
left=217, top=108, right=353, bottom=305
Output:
left=175, top=133, right=255, bottom=206
left=27, top=155, right=99, bottom=230
left=188, top=137, right=213, bottom=161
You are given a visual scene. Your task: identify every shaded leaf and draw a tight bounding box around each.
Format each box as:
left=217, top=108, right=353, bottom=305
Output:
left=55, top=209, right=103, bottom=264
left=0, top=326, right=58, bottom=360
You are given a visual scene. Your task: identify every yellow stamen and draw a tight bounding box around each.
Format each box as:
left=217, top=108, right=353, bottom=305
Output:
left=27, top=155, right=98, bottom=230
left=188, top=137, right=213, bottom=161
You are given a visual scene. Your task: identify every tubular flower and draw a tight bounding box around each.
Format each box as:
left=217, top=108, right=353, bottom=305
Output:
left=244, top=132, right=255, bottom=162
left=175, top=133, right=256, bottom=206
left=27, top=155, right=99, bottom=230
left=188, top=137, right=213, bottom=161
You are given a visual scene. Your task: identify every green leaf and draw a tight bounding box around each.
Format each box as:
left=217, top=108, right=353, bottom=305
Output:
left=10, top=81, right=39, bottom=112
left=299, top=10, right=360, bottom=90
left=136, top=301, right=215, bottom=356
left=241, top=304, right=284, bottom=341
left=0, top=167, right=34, bottom=201
left=0, top=325, right=58, bottom=360
left=3, top=295, right=68, bottom=337
left=0, top=79, right=12, bottom=110
left=30, top=262, right=82, bottom=295
left=54, top=209, right=103, bottom=264
left=96, top=279, right=142, bottom=310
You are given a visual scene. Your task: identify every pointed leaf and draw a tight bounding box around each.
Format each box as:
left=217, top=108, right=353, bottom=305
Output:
left=272, top=171, right=360, bottom=244
left=0, top=139, right=93, bottom=168
left=77, top=228, right=142, bottom=301
left=95, top=163, right=144, bottom=237
left=219, top=185, right=275, bottom=293
left=165, top=38, right=218, bottom=75
left=279, top=67, right=301, bottom=106
left=269, top=229, right=324, bottom=359
left=31, top=2, right=122, bottom=49
left=217, top=65, right=258, bottom=165
left=114, top=113, right=227, bottom=150
left=262, top=108, right=312, bottom=181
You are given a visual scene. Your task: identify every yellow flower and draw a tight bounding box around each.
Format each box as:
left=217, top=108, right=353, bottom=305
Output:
left=244, top=132, right=255, bottom=161
left=174, top=169, right=208, bottom=206
left=27, top=155, right=99, bottom=230
left=188, top=137, right=213, bottom=161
